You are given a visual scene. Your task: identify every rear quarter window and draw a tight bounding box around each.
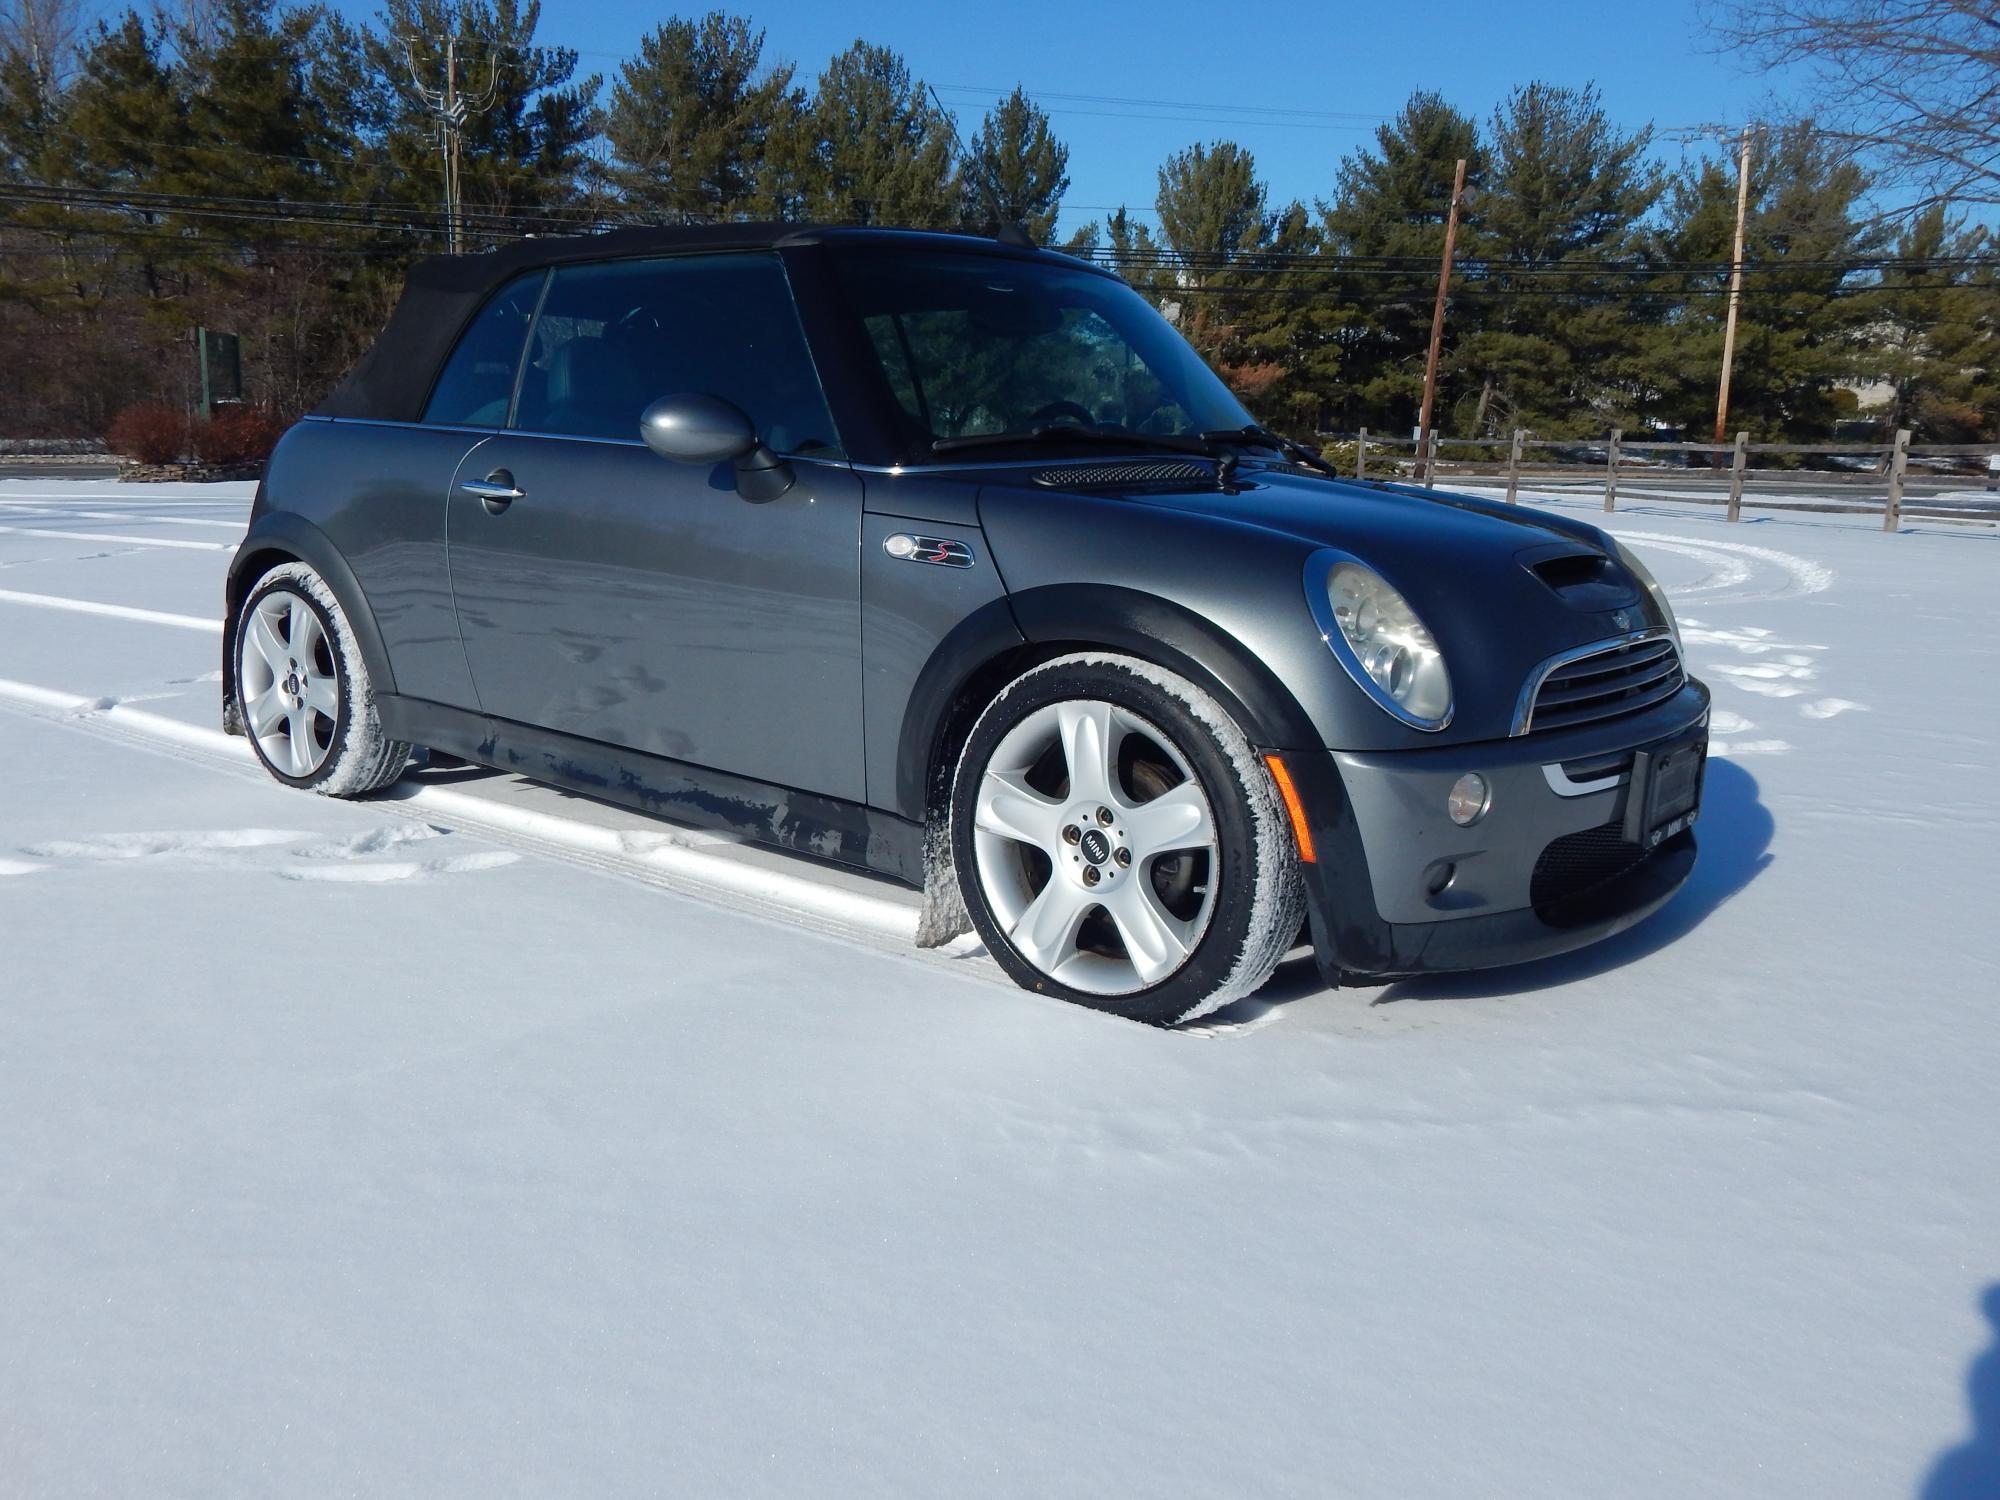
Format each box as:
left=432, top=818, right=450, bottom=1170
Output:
left=421, top=271, right=545, bottom=427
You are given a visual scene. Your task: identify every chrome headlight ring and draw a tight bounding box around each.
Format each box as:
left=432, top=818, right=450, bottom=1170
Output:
left=1302, top=548, right=1454, bottom=733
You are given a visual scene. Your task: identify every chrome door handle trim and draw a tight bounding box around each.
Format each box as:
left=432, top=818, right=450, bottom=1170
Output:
left=460, top=480, right=524, bottom=500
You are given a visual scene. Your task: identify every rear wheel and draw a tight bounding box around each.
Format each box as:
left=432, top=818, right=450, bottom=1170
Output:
left=234, top=562, right=410, bottom=796
left=951, top=655, right=1305, bottom=1025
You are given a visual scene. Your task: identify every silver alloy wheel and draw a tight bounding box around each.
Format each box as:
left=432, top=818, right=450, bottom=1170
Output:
left=971, top=699, right=1219, bottom=995
left=238, top=589, right=339, bottom=778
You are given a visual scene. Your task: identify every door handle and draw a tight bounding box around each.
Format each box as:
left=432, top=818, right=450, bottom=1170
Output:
left=461, top=470, right=523, bottom=514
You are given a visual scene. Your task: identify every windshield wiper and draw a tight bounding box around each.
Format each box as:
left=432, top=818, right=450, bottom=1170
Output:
left=1200, top=424, right=1345, bottom=479
left=931, top=424, right=1220, bottom=459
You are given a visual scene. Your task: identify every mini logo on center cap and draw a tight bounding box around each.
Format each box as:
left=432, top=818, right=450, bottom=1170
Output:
left=1080, top=829, right=1111, bottom=864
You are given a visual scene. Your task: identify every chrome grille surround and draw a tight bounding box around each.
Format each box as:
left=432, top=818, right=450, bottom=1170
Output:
left=1512, top=629, right=1684, bottom=737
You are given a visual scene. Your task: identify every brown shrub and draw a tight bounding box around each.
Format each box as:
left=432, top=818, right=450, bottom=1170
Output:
left=106, top=402, right=187, bottom=465
left=193, top=405, right=285, bottom=466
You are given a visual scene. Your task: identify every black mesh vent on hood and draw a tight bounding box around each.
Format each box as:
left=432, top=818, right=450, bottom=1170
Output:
left=1031, top=459, right=1217, bottom=490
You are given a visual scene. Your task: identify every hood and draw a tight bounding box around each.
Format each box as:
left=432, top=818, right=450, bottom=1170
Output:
left=1048, top=459, right=1657, bottom=644
left=1156, top=463, right=1613, bottom=560
left=966, top=457, right=1675, bottom=746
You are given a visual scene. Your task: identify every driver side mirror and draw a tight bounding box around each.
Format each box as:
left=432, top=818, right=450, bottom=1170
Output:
left=639, top=394, right=793, bottom=502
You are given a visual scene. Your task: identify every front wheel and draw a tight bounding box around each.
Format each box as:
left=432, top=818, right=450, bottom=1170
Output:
left=234, top=562, right=411, bottom=797
left=951, top=655, right=1306, bottom=1025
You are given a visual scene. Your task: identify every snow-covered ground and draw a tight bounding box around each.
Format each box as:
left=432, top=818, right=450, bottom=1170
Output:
left=1, top=477, right=1996, bottom=1499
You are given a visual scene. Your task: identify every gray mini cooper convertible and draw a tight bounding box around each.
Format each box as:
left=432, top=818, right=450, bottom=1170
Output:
left=226, top=224, right=1708, bottom=1024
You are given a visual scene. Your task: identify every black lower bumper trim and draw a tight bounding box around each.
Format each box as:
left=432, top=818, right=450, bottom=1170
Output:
left=1310, top=829, right=1696, bottom=986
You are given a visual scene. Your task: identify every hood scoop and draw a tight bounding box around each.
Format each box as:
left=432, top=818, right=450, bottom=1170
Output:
left=1031, top=458, right=1219, bottom=491
left=1534, top=552, right=1609, bottom=590
left=1517, top=542, right=1640, bottom=610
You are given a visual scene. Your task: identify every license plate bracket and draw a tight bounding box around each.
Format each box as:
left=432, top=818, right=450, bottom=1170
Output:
left=1620, top=727, right=1707, bottom=850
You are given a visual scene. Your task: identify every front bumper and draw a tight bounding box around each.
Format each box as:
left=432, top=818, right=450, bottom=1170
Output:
left=1284, top=678, right=1711, bottom=984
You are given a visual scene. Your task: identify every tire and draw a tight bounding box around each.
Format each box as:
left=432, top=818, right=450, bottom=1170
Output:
left=950, top=653, right=1306, bottom=1025
left=233, top=561, right=411, bottom=797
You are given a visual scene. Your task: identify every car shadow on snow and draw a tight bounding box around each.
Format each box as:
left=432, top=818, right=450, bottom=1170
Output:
left=1206, top=755, right=1773, bottom=1024
left=1922, top=1285, right=2000, bottom=1499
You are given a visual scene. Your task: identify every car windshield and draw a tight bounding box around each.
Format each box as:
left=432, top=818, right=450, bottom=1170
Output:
left=830, top=247, right=1253, bottom=458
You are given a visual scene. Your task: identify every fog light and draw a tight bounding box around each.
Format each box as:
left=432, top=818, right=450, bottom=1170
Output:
left=1447, top=772, right=1490, bottom=826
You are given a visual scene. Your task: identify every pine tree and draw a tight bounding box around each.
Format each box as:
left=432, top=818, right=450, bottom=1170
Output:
left=1149, top=140, right=1270, bottom=374
left=601, top=12, right=801, bottom=221
left=960, top=86, right=1067, bottom=242
left=1870, top=208, right=1998, bottom=441
left=1452, top=82, right=1661, bottom=435
left=1220, top=201, right=1349, bottom=435
left=361, top=0, right=599, bottom=243
left=1646, top=123, right=1888, bottom=440
left=1320, top=92, right=1485, bottom=433
left=167, top=1, right=344, bottom=236
left=794, top=41, right=957, bottom=227
left=1154, top=140, right=1268, bottom=270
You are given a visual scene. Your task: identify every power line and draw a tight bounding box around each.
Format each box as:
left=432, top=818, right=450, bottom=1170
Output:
left=11, top=183, right=1990, bottom=277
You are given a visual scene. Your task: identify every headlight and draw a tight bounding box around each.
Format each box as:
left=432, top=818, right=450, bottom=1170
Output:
left=1613, top=541, right=1681, bottom=653
left=1309, top=556, right=1453, bottom=731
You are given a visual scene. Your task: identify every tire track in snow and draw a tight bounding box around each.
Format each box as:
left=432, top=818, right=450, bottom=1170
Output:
left=0, top=502, right=244, bottom=516
left=0, top=588, right=220, bottom=634
left=0, top=506, right=242, bottom=531
left=0, top=523, right=234, bottom=552
left=1608, top=530, right=1833, bottom=602
left=0, top=674, right=999, bottom=977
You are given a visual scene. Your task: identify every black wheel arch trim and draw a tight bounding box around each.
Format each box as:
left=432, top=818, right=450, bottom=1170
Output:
left=1008, top=584, right=1320, bottom=746
left=223, top=512, right=397, bottom=732
left=894, top=582, right=1323, bottom=826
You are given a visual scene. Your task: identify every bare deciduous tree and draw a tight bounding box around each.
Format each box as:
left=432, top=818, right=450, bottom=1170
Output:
left=0, top=0, right=82, bottom=102
left=1706, top=0, right=2000, bottom=214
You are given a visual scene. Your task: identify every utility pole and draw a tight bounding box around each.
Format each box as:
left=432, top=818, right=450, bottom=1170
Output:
left=404, top=35, right=502, bottom=255
left=1713, top=126, right=1754, bottom=446
left=1415, top=157, right=1469, bottom=484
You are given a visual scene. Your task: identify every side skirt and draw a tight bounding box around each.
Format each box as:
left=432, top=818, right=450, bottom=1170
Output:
left=377, top=695, right=926, bottom=888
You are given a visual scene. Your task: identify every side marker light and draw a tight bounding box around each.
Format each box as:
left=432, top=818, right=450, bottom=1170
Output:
left=1263, top=755, right=1317, bottom=864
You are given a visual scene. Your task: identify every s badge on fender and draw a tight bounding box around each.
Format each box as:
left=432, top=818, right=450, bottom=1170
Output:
left=884, top=534, right=975, bottom=568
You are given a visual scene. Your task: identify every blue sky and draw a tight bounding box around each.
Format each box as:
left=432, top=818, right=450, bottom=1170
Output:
left=484, top=0, right=1796, bottom=232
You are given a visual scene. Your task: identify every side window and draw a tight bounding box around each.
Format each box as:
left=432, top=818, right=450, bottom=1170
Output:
left=516, top=254, right=841, bottom=456
left=423, top=271, right=544, bottom=427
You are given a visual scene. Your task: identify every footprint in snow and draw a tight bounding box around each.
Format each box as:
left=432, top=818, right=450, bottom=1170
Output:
left=1681, top=621, right=1827, bottom=655
left=288, top=823, right=451, bottom=859
left=14, top=824, right=520, bottom=883
left=277, top=850, right=520, bottom=883
left=1709, top=708, right=1756, bottom=735
left=21, top=829, right=307, bottom=860
left=1801, top=698, right=1868, bottom=720
left=1706, top=661, right=1815, bottom=698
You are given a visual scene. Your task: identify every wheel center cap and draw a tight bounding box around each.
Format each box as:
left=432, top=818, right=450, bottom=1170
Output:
left=1079, top=828, right=1111, bottom=865
left=283, top=671, right=300, bottom=697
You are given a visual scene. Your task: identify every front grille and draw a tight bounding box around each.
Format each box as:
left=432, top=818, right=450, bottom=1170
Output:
left=1519, top=634, right=1684, bottom=735
left=1031, top=459, right=1216, bottom=489
left=1530, top=821, right=1650, bottom=925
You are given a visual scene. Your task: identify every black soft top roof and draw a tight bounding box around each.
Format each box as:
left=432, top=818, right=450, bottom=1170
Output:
left=313, top=223, right=1107, bottom=424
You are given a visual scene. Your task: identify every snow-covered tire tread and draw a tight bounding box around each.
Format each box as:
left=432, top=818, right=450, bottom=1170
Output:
left=235, top=561, right=411, bottom=798
left=951, top=652, right=1306, bottom=1026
